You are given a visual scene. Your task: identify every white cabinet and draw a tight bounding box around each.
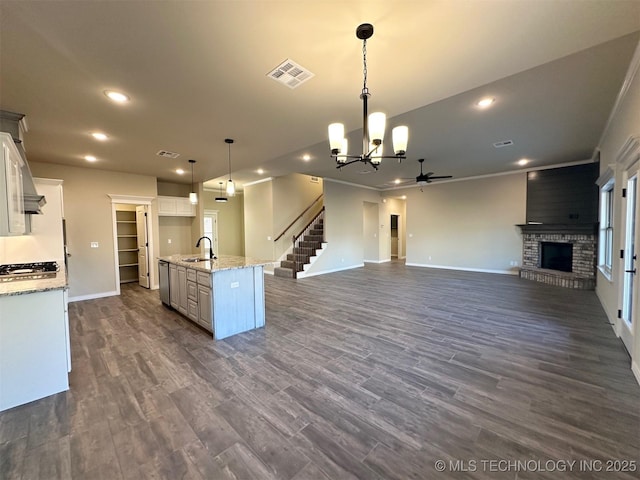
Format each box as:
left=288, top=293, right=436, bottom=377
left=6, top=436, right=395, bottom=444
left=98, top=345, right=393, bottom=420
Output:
left=0, top=132, right=25, bottom=235
left=0, top=289, right=69, bottom=412
left=177, top=266, right=188, bottom=315
left=169, top=264, right=179, bottom=308
left=157, top=196, right=196, bottom=217
left=197, top=284, right=212, bottom=331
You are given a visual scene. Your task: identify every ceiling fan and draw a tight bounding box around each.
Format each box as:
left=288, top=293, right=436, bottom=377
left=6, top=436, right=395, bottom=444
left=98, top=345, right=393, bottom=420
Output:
left=415, top=159, right=453, bottom=187
left=384, top=159, right=452, bottom=190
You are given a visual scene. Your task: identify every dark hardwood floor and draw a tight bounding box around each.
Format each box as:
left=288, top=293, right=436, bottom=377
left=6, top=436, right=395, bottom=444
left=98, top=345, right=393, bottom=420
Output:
left=1, top=261, right=639, bottom=479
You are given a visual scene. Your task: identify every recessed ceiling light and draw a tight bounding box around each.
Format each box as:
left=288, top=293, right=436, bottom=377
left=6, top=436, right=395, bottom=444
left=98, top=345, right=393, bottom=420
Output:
left=477, top=97, right=495, bottom=108
left=394, top=179, right=401, bottom=184
left=104, top=90, right=130, bottom=103
left=175, top=168, right=185, bottom=175
left=302, top=154, right=311, bottom=161
left=257, top=168, right=264, bottom=175
left=91, top=132, right=108, bottom=141
left=401, top=195, right=407, bottom=200
left=518, top=158, right=529, bottom=166
left=84, top=155, right=97, bottom=162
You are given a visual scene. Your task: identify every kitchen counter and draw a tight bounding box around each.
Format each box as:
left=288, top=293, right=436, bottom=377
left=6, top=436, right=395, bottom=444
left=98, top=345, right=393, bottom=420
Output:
left=159, top=255, right=272, bottom=339
left=0, top=271, right=67, bottom=296
left=158, top=254, right=274, bottom=272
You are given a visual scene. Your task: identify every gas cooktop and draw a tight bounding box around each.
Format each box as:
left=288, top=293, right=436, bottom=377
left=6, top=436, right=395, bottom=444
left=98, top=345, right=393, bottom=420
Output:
left=0, top=261, right=59, bottom=282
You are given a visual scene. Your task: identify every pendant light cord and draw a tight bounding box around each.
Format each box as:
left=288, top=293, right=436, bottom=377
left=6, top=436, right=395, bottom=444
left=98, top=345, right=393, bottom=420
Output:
left=228, top=142, right=232, bottom=181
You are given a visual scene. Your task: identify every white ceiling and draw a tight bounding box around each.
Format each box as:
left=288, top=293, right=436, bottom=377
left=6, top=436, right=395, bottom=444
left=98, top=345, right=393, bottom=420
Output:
left=1, top=1, right=639, bottom=191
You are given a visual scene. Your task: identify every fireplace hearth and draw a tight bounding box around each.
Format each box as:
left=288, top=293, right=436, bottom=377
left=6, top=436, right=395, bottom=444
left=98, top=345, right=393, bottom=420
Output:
left=517, top=224, right=596, bottom=289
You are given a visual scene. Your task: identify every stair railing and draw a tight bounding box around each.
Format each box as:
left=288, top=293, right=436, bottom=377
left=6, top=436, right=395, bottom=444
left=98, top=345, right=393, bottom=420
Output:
left=274, top=194, right=323, bottom=243
left=289, top=207, right=325, bottom=278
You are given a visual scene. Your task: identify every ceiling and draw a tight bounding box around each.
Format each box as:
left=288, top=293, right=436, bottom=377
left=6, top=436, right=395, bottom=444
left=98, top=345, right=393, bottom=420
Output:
left=1, top=1, right=639, bottom=192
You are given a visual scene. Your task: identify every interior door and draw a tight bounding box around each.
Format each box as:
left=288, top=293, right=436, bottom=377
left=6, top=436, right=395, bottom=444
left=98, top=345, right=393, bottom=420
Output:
left=204, top=210, right=219, bottom=256
left=136, top=205, right=150, bottom=288
left=621, top=171, right=637, bottom=353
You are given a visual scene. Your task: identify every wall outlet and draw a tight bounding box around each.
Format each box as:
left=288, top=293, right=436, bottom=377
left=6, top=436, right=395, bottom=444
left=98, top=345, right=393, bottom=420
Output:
left=428, top=256, right=432, bottom=261
left=230, top=281, right=239, bottom=288
left=90, top=242, right=99, bottom=248
left=167, top=239, right=172, bottom=244
left=409, top=233, right=413, bottom=238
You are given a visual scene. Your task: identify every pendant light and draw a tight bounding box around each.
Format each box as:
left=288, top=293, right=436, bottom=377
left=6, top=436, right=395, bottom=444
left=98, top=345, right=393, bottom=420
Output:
left=188, top=159, right=198, bottom=204
left=328, top=24, right=408, bottom=170
left=225, top=138, right=235, bottom=197
left=215, top=181, right=228, bottom=202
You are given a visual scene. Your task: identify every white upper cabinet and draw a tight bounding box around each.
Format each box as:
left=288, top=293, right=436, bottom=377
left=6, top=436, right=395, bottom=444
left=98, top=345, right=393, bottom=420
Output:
left=0, top=132, right=25, bottom=236
left=157, top=195, right=196, bottom=217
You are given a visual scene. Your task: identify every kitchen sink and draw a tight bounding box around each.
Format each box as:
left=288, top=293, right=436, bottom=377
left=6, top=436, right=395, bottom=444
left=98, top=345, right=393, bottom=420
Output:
left=182, top=257, right=209, bottom=263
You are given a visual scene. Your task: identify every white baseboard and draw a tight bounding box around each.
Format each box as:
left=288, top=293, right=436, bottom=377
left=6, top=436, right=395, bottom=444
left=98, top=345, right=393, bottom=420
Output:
left=68, top=290, right=118, bottom=303
left=298, top=263, right=364, bottom=279
left=632, top=361, right=640, bottom=386
left=363, top=258, right=391, bottom=264
left=264, top=269, right=274, bottom=276
left=404, top=263, right=517, bottom=275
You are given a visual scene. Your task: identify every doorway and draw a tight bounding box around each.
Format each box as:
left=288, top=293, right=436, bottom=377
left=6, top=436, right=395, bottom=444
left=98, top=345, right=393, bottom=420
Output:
left=203, top=210, right=219, bottom=257
left=621, top=167, right=638, bottom=354
left=109, top=195, right=155, bottom=295
left=390, top=214, right=399, bottom=258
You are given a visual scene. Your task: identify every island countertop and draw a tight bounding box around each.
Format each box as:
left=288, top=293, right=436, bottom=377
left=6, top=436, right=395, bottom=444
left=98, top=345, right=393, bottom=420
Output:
left=158, top=254, right=274, bottom=273
left=0, top=271, right=68, bottom=297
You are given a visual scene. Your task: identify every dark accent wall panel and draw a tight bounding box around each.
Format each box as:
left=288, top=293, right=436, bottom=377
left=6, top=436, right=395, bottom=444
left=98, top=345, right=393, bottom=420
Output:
left=526, top=163, right=598, bottom=224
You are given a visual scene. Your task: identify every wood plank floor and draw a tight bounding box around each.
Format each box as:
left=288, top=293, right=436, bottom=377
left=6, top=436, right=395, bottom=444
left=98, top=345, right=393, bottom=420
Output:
left=1, top=261, right=639, bottom=479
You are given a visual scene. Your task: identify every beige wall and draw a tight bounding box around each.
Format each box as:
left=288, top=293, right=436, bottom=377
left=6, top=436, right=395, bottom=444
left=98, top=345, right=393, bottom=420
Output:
left=157, top=181, right=190, bottom=196
left=363, top=201, right=379, bottom=261
left=595, top=41, right=640, bottom=378
left=244, top=180, right=274, bottom=260
left=403, top=173, right=526, bottom=273
left=305, top=180, right=382, bottom=275
left=202, top=190, right=245, bottom=256
left=28, top=161, right=159, bottom=300
left=158, top=217, right=196, bottom=256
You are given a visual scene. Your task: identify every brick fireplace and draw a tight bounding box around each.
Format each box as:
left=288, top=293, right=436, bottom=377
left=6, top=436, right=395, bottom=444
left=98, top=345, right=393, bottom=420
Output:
left=517, top=224, right=597, bottom=289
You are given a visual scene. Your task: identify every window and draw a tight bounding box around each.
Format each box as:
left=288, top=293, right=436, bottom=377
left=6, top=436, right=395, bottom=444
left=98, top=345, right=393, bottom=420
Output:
left=598, top=180, right=614, bottom=278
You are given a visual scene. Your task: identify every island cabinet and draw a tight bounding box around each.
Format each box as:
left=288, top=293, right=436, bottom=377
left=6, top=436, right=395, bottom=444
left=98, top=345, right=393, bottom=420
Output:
left=158, top=254, right=268, bottom=339
left=0, top=286, right=69, bottom=412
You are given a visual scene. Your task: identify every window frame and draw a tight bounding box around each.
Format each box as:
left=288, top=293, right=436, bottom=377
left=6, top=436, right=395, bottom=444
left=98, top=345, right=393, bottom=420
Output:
left=598, top=179, right=614, bottom=279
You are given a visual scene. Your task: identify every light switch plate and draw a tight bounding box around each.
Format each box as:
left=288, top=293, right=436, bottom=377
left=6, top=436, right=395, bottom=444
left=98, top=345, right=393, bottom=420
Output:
left=90, top=242, right=99, bottom=248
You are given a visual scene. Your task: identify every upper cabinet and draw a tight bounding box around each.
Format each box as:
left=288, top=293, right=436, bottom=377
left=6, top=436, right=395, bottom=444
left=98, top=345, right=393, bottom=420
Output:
left=0, top=132, right=25, bottom=235
left=158, top=196, right=196, bottom=217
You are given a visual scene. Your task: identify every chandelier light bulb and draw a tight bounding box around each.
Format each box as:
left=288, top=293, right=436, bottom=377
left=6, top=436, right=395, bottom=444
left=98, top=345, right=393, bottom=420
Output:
left=337, top=138, right=348, bottom=164
left=392, top=126, right=408, bottom=156
left=368, top=112, right=386, bottom=145
left=328, top=123, right=345, bottom=153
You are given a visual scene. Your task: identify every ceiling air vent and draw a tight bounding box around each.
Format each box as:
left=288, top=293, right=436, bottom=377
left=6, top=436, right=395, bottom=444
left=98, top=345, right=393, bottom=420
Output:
left=493, top=140, right=514, bottom=148
left=156, top=150, right=180, bottom=159
left=267, top=59, right=315, bottom=89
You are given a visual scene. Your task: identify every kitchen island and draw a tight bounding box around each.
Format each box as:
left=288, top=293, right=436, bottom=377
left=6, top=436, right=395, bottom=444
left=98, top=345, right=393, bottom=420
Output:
left=0, top=270, right=70, bottom=412
left=158, top=254, right=272, bottom=340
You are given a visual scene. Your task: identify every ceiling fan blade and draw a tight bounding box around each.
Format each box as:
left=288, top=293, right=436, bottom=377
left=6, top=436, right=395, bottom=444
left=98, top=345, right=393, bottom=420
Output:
left=428, top=175, right=453, bottom=180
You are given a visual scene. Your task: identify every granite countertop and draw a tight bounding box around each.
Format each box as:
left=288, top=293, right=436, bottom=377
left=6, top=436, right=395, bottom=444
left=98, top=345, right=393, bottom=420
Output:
left=158, top=254, right=275, bottom=273
left=0, top=271, right=68, bottom=297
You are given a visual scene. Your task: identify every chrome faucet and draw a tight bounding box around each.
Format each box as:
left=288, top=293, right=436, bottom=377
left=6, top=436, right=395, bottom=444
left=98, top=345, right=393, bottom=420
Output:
left=195, top=236, right=216, bottom=259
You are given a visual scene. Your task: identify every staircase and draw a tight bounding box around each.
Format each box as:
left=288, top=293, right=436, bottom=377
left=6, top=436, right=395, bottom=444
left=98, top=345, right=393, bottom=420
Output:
left=274, top=210, right=325, bottom=279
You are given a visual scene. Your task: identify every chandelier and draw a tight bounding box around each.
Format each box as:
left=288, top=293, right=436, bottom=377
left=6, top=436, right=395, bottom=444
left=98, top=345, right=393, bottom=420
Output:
left=328, top=23, right=408, bottom=170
